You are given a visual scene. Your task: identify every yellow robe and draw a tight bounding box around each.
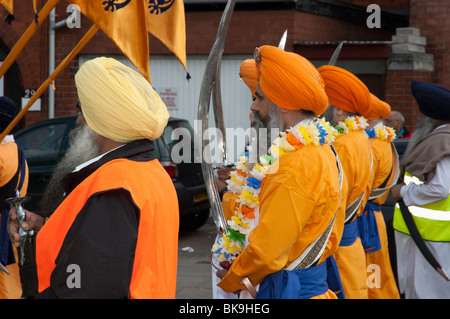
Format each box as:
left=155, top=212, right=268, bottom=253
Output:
left=365, top=137, right=400, bottom=299
left=218, top=143, right=346, bottom=299
left=333, top=129, right=373, bottom=299
left=0, top=141, right=29, bottom=299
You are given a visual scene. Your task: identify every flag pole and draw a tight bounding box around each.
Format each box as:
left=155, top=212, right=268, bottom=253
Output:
left=0, top=25, right=99, bottom=141
left=0, top=0, right=60, bottom=78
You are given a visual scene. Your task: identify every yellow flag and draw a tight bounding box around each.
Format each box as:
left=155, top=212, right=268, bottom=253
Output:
left=0, top=0, right=13, bottom=14
left=147, top=0, right=188, bottom=75
left=68, top=0, right=151, bottom=83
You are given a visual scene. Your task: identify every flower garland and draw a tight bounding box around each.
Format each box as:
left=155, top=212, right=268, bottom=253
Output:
left=211, top=117, right=338, bottom=269
left=365, top=123, right=396, bottom=143
left=334, top=115, right=369, bottom=134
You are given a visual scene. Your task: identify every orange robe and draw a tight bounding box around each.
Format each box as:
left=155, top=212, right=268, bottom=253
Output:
left=365, top=137, right=400, bottom=299
left=0, top=140, right=29, bottom=299
left=218, top=143, right=346, bottom=299
left=333, top=129, right=373, bottom=299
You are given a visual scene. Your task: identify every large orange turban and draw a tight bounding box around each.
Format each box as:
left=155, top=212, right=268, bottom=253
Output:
left=256, top=45, right=328, bottom=115
left=239, top=59, right=258, bottom=98
left=318, top=65, right=371, bottom=117
left=366, top=93, right=391, bottom=120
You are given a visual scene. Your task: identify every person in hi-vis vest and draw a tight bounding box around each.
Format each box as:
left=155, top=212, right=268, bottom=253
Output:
left=391, top=80, right=450, bottom=299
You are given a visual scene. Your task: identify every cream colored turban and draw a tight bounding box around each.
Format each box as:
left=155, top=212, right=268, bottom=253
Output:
left=75, top=57, right=169, bottom=143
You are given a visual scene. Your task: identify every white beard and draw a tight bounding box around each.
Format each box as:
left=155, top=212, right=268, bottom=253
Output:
left=38, top=124, right=101, bottom=215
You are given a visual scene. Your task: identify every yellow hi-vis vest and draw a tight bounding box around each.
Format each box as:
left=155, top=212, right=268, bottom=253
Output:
left=393, top=172, right=450, bottom=242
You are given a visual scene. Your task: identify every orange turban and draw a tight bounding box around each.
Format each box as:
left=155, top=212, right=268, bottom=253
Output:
left=366, top=93, right=391, bottom=120
left=318, top=65, right=371, bottom=117
left=239, top=59, right=258, bottom=98
left=256, top=45, right=328, bottom=115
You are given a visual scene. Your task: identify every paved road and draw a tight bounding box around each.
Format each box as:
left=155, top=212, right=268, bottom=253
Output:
left=176, top=212, right=217, bottom=299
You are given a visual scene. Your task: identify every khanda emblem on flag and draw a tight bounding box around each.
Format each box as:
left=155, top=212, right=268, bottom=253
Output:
left=102, top=0, right=175, bottom=15
left=102, top=0, right=131, bottom=12
left=148, top=0, right=174, bottom=14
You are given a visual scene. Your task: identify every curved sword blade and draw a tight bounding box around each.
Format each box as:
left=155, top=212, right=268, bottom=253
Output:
left=328, top=41, right=345, bottom=66
left=278, top=29, right=288, bottom=50
left=197, top=0, right=236, bottom=234
left=0, top=263, right=9, bottom=275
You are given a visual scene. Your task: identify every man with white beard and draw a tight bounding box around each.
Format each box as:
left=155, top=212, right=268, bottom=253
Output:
left=38, top=110, right=101, bottom=217
left=391, top=80, right=450, bottom=299
left=8, top=57, right=180, bottom=299
left=212, top=59, right=282, bottom=299
left=17, top=116, right=102, bottom=297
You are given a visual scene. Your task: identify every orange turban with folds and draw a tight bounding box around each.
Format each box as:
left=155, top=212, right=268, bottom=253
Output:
left=318, top=65, right=371, bottom=117
left=239, top=59, right=258, bottom=98
left=256, top=45, right=328, bottom=115
left=366, top=93, right=391, bottom=120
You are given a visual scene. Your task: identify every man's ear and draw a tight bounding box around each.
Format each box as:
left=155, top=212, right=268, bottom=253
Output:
left=278, top=106, right=289, bottom=114
left=334, top=108, right=345, bottom=116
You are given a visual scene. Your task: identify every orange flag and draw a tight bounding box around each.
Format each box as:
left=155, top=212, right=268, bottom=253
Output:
left=0, top=0, right=13, bottom=14
left=68, top=0, right=151, bottom=83
left=147, top=0, right=188, bottom=76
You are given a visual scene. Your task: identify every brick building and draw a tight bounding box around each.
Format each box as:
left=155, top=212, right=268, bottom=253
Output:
left=0, top=0, right=448, bottom=136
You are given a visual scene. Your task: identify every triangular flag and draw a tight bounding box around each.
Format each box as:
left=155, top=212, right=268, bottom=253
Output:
left=68, top=0, right=151, bottom=83
left=147, top=0, right=188, bottom=75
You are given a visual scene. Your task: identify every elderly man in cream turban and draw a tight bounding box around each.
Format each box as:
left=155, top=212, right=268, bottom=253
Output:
left=8, top=57, right=179, bottom=299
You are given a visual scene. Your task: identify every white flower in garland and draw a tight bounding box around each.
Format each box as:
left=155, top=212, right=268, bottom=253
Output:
left=366, top=122, right=396, bottom=142
left=335, top=115, right=369, bottom=134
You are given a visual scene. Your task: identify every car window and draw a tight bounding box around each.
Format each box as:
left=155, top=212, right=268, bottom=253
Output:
left=163, top=120, right=195, bottom=150
left=15, top=123, right=67, bottom=164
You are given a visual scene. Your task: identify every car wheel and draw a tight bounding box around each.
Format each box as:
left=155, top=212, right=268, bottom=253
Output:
left=180, top=209, right=210, bottom=232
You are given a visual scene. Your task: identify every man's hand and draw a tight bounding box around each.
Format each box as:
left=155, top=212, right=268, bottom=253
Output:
left=217, top=166, right=232, bottom=182
left=216, top=268, right=228, bottom=280
left=390, top=183, right=405, bottom=203
left=8, top=207, right=45, bottom=247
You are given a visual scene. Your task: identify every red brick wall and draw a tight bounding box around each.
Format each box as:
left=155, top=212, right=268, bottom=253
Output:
left=0, top=0, right=50, bottom=125
left=385, top=70, right=433, bottom=131
left=409, top=0, right=450, bottom=89
left=5, top=4, right=392, bottom=126
left=340, top=0, right=410, bottom=9
left=2, top=0, right=447, bottom=130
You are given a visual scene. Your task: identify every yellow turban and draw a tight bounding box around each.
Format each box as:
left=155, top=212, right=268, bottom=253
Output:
left=75, top=57, right=169, bottom=143
left=366, top=93, right=391, bottom=120
left=239, top=59, right=258, bottom=98
left=318, top=65, right=371, bottom=117
left=256, top=45, right=328, bottom=115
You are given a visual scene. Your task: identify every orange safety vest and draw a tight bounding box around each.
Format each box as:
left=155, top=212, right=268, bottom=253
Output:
left=35, top=158, right=179, bottom=298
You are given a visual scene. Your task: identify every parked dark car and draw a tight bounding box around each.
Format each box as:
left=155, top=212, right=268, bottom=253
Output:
left=14, top=116, right=210, bottom=231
